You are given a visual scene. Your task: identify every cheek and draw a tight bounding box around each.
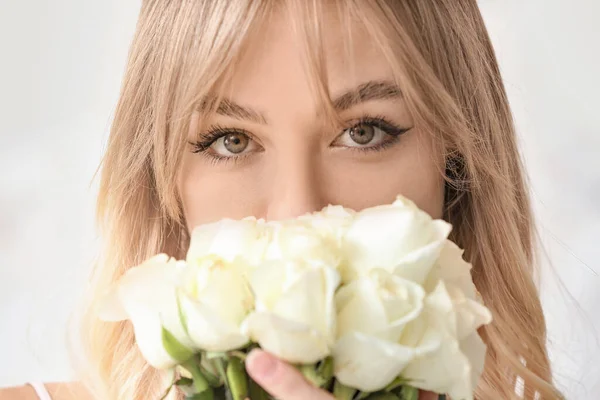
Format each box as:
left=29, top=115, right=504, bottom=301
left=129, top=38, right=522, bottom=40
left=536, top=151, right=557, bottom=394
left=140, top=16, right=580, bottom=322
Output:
left=323, top=130, right=445, bottom=218
left=178, top=156, right=264, bottom=229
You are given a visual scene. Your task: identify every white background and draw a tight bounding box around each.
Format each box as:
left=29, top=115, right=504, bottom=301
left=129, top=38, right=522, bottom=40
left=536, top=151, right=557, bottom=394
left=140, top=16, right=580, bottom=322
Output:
left=0, top=1, right=598, bottom=398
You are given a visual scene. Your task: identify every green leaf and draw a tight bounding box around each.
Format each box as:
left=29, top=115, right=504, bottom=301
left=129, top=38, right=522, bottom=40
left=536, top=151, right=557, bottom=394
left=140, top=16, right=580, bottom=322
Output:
left=226, top=356, right=249, bottom=400
left=333, top=380, right=357, bottom=400
left=384, top=377, right=409, bottom=393
left=399, top=386, right=419, bottom=400
left=161, top=326, right=194, bottom=363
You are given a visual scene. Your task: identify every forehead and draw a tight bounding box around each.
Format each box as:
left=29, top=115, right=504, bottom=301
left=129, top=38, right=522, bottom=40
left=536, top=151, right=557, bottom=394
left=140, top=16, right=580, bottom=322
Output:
left=219, top=8, right=397, bottom=118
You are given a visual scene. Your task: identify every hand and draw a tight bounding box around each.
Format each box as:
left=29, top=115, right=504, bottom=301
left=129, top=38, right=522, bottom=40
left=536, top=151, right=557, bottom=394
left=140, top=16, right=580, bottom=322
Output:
left=245, top=349, right=438, bottom=400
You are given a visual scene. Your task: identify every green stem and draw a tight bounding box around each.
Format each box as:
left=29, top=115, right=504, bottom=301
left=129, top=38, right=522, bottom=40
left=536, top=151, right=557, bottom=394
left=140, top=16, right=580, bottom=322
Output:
left=214, top=358, right=229, bottom=392
left=181, top=357, right=211, bottom=395
left=398, top=386, right=418, bottom=400
left=248, top=377, right=270, bottom=400
left=226, top=356, right=249, bottom=400
left=298, top=359, right=333, bottom=389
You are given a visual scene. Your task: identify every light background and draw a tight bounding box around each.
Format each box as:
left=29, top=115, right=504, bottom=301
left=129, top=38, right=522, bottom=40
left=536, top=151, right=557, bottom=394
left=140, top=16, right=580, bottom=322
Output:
left=0, top=1, right=598, bottom=398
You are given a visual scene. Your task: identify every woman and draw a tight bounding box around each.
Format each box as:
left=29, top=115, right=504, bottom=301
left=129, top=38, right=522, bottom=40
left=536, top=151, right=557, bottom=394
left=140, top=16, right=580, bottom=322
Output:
left=3, top=1, right=564, bottom=399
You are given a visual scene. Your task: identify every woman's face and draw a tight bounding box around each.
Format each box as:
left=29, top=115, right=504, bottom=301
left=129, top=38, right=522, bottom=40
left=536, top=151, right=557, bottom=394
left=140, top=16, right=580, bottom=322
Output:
left=179, top=13, right=444, bottom=229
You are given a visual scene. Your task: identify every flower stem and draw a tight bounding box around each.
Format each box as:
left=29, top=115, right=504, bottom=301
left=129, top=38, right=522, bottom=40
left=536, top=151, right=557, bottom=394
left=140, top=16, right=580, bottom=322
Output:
left=398, top=386, right=418, bottom=400
left=226, top=356, right=249, bottom=400
left=181, top=357, right=212, bottom=397
left=248, top=377, right=270, bottom=400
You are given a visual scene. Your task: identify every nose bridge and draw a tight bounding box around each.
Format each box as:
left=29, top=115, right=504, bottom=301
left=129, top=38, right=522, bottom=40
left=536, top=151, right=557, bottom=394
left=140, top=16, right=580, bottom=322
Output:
left=266, top=150, right=324, bottom=221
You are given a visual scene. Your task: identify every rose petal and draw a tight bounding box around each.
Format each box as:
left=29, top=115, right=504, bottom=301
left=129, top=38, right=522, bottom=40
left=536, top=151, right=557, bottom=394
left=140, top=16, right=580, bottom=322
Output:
left=187, top=218, right=269, bottom=265
left=402, top=333, right=474, bottom=400
left=241, top=312, right=331, bottom=364
left=270, top=265, right=340, bottom=339
left=343, top=201, right=451, bottom=282
left=181, top=295, right=249, bottom=352
left=425, top=240, right=476, bottom=298
left=107, top=254, right=192, bottom=368
left=333, top=332, right=416, bottom=392
left=335, top=278, right=389, bottom=338
left=460, top=332, right=488, bottom=392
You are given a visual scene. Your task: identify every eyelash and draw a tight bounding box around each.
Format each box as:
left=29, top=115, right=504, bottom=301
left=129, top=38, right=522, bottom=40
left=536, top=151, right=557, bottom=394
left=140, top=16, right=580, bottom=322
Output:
left=189, top=115, right=410, bottom=163
left=190, top=125, right=252, bottom=154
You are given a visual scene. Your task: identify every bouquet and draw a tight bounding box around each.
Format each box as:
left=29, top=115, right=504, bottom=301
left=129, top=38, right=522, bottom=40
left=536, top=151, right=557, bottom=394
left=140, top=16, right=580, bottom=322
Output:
left=99, top=196, right=492, bottom=400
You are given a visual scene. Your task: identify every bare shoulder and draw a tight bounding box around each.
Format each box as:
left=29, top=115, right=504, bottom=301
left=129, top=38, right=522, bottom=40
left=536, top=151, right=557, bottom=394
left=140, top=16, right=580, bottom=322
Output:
left=0, top=385, right=37, bottom=400
left=0, top=382, right=91, bottom=400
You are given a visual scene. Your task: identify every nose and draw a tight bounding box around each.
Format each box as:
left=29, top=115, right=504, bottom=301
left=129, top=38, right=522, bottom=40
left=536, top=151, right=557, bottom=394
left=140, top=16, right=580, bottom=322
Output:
left=265, top=153, right=326, bottom=221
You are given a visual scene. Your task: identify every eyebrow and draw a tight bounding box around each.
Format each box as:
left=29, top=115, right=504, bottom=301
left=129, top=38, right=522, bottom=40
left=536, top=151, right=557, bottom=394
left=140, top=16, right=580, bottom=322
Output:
left=332, top=80, right=403, bottom=111
left=215, top=98, right=268, bottom=125
left=207, top=80, right=403, bottom=125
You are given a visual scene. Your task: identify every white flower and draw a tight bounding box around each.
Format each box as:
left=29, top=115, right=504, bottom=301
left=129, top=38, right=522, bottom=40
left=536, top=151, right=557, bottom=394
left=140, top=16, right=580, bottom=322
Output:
left=333, top=268, right=431, bottom=391
left=241, top=259, right=341, bottom=364
left=98, top=254, right=193, bottom=369
left=178, top=255, right=255, bottom=352
left=264, top=219, right=341, bottom=268
left=333, top=241, right=492, bottom=399
left=299, top=204, right=355, bottom=246
left=187, top=217, right=271, bottom=266
left=342, top=196, right=452, bottom=283
left=401, top=242, right=492, bottom=400
left=99, top=253, right=256, bottom=369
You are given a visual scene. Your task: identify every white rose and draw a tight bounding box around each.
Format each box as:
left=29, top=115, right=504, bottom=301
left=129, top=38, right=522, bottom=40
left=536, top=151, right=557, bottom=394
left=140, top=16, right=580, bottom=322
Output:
left=332, top=268, right=432, bottom=391
left=98, top=254, right=193, bottom=369
left=299, top=204, right=355, bottom=246
left=333, top=241, right=492, bottom=399
left=342, top=196, right=452, bottom=284
left=178, top=255, right=254, bottom=352
left=401, top=242, right=492, bottom=400
left=241, top=259, right=341, bottom=364
left=264, top=219, right=341, bottom=268
left=187, top=217, right=271, bottom=266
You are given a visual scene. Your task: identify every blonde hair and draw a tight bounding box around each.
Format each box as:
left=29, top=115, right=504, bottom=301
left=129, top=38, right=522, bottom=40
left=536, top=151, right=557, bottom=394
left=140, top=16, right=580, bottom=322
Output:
left=80, top=1, right=564, bottom=398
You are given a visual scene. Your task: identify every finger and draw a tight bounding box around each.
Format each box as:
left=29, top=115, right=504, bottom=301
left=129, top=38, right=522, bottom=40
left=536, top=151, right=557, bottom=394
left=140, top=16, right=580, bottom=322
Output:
left=245, top=349, right=333, bottom=400
left=419, top=390, right=441, bottom=400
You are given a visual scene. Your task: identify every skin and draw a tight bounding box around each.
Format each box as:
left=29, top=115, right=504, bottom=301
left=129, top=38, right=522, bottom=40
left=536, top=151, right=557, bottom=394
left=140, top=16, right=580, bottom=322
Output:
left=0, top=7, right=444, bottom=400
left=179, top=9, right=444, bottom=400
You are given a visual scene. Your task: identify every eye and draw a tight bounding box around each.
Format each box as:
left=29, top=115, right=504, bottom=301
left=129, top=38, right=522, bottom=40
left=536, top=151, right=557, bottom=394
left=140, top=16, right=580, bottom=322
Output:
left=213, top=132, right=251, bottom=155
left=346, top=124, right=378, bottom=145
left=332, top=117, right=410, bottom=150
left=190, top=127, right=260, bottom=160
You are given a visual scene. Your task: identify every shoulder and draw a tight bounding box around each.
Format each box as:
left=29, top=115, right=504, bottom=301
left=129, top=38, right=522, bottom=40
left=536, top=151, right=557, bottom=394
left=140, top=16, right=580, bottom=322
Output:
left=0, top=382, right=91, bottom=400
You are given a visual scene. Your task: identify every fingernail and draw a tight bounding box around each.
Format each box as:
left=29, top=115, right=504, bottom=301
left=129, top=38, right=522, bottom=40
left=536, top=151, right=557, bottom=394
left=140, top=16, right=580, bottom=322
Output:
left=246, top=349, right=278, bottom=379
